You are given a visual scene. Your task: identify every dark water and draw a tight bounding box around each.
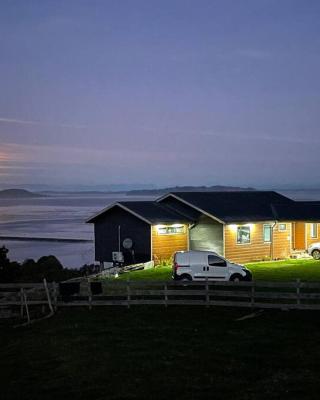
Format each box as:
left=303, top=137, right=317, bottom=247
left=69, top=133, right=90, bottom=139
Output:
left=1, top=190, right=319, bottom=268
left=0, top=193, right=154, bottom=268
left=278, top=189, right=320, bottom=201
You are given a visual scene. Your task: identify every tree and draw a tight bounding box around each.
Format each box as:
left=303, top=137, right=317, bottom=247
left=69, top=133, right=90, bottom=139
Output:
left=0, top=245, right=9, bottom=267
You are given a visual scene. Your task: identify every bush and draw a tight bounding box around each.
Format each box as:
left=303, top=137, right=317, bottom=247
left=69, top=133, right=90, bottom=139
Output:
left=0, top=248, right=81, bottom=283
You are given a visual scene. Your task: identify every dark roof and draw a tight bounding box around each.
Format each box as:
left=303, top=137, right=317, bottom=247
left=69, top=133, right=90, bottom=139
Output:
left=272, top=202, right=320, bottom=222
left=161, top=191, right=294, bottom=223
left=119, top=201, right=193, bottom=223
left=87, top=201, right=193, bottom=224
left=87, top=191, right=320, bottom=225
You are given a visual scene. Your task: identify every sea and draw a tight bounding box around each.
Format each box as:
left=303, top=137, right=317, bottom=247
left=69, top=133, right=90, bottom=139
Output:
left=1, top=189, right=320, bottom=269
left=0, top=193, right=155, bottom=268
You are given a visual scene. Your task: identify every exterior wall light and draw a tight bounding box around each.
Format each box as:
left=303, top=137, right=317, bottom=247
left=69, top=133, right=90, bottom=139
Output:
left=229, top=225, right=238, bottom=232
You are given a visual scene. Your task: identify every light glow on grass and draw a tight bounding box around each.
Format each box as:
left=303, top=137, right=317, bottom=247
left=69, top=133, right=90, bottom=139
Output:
left=102, top=259, right=320, bottom=282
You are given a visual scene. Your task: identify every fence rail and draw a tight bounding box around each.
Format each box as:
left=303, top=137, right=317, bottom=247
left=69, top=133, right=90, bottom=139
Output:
left=1, top=278, right=320, bottom=316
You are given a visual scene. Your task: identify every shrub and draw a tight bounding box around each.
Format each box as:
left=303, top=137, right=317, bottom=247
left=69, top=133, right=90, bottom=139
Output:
left=0, top=248, right=81, bottom=283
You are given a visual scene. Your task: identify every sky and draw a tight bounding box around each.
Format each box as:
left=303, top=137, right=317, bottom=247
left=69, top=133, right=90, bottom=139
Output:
left=1, top=0, right=320, bottom=189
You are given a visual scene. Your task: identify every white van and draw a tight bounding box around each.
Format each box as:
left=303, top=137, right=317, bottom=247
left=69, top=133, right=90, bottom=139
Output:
left=173, top=251, right=252, bottom=282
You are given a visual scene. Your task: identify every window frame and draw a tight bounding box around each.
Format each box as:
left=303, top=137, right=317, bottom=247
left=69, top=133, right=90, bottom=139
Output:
left=157, top=225, right=185, bottom=235
left=236, top=225, right=251, bottom=245
left=263, top=224, right=272, bottom=243
left=310, top=223, right=318, bottom=239
left=278, top=223, right=287, bottom=232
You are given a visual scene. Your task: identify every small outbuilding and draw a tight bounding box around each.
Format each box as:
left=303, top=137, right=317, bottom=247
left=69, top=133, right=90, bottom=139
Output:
left=86, top=201, right=192, bottom=265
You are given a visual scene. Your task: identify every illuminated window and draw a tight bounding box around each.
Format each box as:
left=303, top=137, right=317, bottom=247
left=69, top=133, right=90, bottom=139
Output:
left=263, top=224, right=272, bottom=242
left=157, top=225, right=185, bottom=235
left=278, top=223, right=287, bottom=231
left=311, top=223, right=318, bottom=238
left=237, top=226, right=251, bottom=244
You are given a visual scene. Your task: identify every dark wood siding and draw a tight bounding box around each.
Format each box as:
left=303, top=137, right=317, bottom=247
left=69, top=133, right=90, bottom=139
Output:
left=94, top=206, right=151, bottom=264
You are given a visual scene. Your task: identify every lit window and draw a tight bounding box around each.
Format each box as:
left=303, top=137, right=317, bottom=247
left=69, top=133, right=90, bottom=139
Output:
left=237, top=226, right=251, bottom=244
left=278, top=223, right=287, bottom=231
left=311, top=223, right=318, bottom=238
left=263, top=224, right=272, bottom=242
left=157, top=225, right=185, bottom=235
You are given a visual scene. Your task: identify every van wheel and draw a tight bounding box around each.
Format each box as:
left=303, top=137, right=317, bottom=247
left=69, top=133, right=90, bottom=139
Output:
left=180, top=274, right=192, bottom=282
left=230, top=274, right=242, bottom=283
left=312, top=250, right=320, bottom=260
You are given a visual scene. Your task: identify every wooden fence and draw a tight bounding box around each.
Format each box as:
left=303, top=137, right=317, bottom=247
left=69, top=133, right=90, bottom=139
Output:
left=1, top=279, right=320, bottom=318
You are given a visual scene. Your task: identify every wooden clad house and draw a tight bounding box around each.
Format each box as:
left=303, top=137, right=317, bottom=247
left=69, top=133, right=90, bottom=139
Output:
left=272, top=201, right=320, bottom=253
left=87, top=201, right=192, bottom=265
left=87, top=191, right=320, bottom=265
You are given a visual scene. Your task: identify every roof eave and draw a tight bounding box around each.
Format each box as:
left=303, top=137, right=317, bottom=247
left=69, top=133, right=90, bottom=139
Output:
left=86, top=202, right=152, bottom=225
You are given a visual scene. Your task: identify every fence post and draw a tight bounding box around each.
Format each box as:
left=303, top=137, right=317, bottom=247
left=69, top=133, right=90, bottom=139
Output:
left=43, top=278, right=54, bottom=314
left=87, top=278, right=92, bottom=310
left=206, top=278, right=209, bottom=308
left=251, top=282, right=255, bottom=308
left=23, top=290, right=30, bottom=324
left=296, top=279, right=301, bottom=307
left=127, top=277, right=131, bottom=309
left=20, top=287, right=24, bottom=318
left=164, top=282, right=168, bottom=308
left=52, top=281, right=58, bottom=310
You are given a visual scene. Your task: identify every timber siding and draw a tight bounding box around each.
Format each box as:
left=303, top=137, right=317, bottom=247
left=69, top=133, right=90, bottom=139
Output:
left=272, top=222, right=292, bottom=259
left=293, top=222, right=320, bottom=250
left=224, top=223, right=272, bottom=264
left=306, top=222, right=320, bottom=247
left=224, top=222, right=292, bottom=264
left=94, top=206, right=151, bottom=264
left=151, top=224, right=188, bottom=263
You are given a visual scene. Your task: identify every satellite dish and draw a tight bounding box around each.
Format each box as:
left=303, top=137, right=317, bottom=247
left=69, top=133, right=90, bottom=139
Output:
left=123, top=238, right=133, bottom=249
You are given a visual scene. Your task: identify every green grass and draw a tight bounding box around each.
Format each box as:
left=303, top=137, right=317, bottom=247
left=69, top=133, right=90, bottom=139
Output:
left=247, top=259, right=320, bottom=281
left=1, top=307, right=320, bottom=400
left=107, top=259, right=320, bottom=282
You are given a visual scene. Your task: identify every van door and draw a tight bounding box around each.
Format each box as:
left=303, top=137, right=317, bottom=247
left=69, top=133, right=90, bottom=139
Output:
left=192, top=253, right=208, bottom=280
left=207, top=254, right=228, bottom=280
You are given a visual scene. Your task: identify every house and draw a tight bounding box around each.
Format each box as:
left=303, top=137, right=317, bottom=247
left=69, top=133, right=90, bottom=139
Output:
left=86, top=191, right=320, bottom=265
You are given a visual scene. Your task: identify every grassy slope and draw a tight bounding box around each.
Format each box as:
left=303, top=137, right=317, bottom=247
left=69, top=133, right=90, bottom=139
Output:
left=110, top=259, right=320, bottom=282
left=1, top=307, right=320, bottom=400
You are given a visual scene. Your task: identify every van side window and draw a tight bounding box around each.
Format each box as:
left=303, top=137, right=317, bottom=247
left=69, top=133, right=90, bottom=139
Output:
left=208, top=255, right=227, bottom=267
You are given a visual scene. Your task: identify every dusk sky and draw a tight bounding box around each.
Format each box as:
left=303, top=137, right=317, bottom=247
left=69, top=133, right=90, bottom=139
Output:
left=1, top=0, right=320, bottom=189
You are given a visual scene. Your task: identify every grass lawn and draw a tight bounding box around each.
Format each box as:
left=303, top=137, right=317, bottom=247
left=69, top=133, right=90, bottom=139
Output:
left=1, top=307, right=320, bottom=400
left=109, top=259, right=320, bottom=282
left=247, top=259, right=320, bottom=281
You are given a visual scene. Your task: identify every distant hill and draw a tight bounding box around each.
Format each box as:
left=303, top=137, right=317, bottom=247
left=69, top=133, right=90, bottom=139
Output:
left=126, top=185, right=255, bottom=196
left=0, top=189, right=45, bottom=199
